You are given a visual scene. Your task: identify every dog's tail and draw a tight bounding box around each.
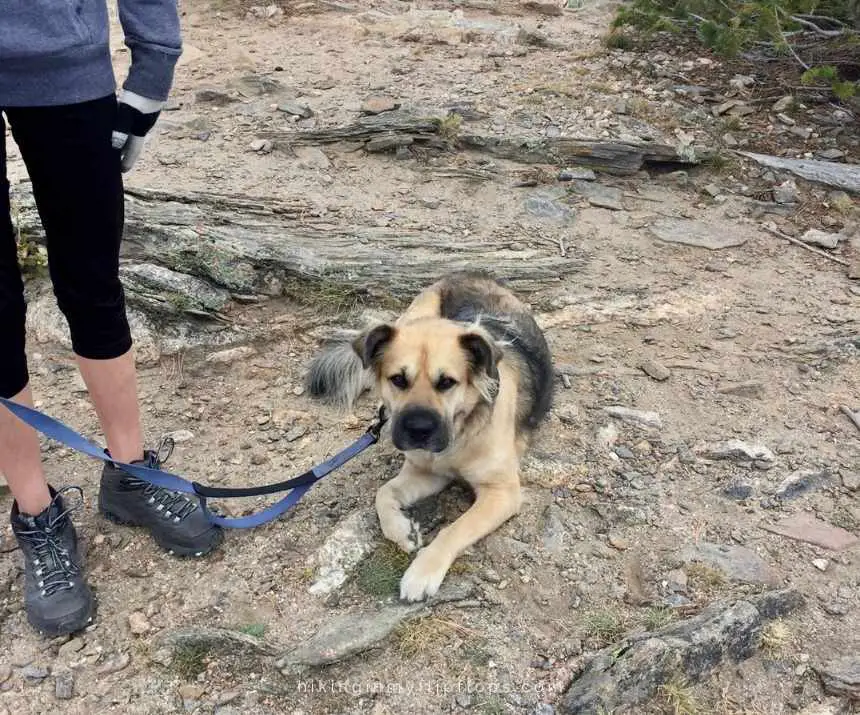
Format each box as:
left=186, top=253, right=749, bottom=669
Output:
left=305, top=330, right=372, bottom=410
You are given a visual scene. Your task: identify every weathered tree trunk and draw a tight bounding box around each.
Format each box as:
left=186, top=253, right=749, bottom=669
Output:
left=261, top=112, right=703, bottom=174
left=11, top=183, right=581, bottom=317
left=739, top=151, right=860, bottom=193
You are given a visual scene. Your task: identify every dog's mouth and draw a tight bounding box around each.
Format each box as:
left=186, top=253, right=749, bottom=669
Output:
left=391, top=407, right=450, bottom=454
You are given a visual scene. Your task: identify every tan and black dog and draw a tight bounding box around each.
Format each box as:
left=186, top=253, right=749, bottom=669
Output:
left=306, top=271, right=554, bottom=602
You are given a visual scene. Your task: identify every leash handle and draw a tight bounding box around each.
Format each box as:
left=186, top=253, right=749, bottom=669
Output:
left=0, top=397, right=387, bottom=529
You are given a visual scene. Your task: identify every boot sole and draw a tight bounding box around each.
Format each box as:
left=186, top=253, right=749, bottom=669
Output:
left=28, top=596, right=96, bottom=637
left=99, top=499, right=224, bottom=558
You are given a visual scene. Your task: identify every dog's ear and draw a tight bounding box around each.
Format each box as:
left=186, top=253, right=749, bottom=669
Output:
left=353, top=324, right=396, bottom=369
left=459, top=331, right=501, bottom=383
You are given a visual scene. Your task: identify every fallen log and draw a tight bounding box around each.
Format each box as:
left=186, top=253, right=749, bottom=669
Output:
left=11, top=182, right=581, bottom=314
left=738, top=151, right=860, bottom=193
left=261, top=111, right=703, bottom=175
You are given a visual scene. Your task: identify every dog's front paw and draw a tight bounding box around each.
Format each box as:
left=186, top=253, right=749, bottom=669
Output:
left=379, top=511, right=423, bottom=554
left=399, top=547, right=450, bottom=602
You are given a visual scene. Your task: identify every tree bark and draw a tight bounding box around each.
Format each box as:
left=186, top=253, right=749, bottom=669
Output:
left=261, top=112, right=702, bottom=174
left=11, top=183, right=580, bottom=315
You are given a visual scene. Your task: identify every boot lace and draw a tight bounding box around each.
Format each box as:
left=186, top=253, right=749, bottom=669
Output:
left=129, top=437, right=199, bottom=523
left=17, top=487, right=83, bottom=597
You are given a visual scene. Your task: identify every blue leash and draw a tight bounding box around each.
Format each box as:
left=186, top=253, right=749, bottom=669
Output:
left=0, top=397, right=386, bottom=529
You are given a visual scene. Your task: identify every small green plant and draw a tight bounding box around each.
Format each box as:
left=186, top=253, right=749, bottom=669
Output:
left=658, top=676, right=700, bottom=715
left=437, top=113, right=463, bottom=141
left=611, top=0, right=860, bottom=103
left=238, top=623, right=267, bottom=638
left=583, top=609, right=626, bottom=646
left=355, top=542, right=411, bottom=598
left=686, top=563, right=725, bottom=590
left=760, top=619, right=792, bottom=657
left=171, top=643, right=209, bottom=680
left=644, top=606, right=676, bottom=631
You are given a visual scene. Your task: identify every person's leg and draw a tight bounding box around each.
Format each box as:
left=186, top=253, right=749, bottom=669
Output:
left=0, top=110, right=52, bottom=516
left=1, top=110, right=94, bottom=636
left=9, top=96, right=222, bottom=557
left=7, top=96, right=144, bottom=465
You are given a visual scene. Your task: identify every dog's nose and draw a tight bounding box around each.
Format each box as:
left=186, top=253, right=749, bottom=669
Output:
left=402, top=410, right=440, bottom=441
left=392, top=407, right=448, bottom=452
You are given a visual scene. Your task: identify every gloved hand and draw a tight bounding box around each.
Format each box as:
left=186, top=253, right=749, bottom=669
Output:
left=111, top=89, right=165, bottom=173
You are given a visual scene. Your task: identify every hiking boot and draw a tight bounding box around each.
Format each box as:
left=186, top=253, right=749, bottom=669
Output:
left=11, top=486, right=95, bottom=636
left=98, top=439, right=223, bottom=557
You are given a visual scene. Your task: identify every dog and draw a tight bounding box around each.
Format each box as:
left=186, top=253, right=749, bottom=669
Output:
left=305, top=271, right=554, bottom=602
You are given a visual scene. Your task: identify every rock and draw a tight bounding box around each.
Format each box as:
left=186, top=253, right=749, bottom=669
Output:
left=682, top=542, right=779, bottom=586
left=277, top=100, right=313, bottom=118
left=560, top=589, right=804, bottom=713
left=558, top=168, right=596, bottom=182
left=156, top=627, right=279, bottom=657
left=573, top=181, right=624, bottom=211
left=276, top=582, right=474, bottom=673
left=772, top=95, right=794, bottom=112
left=522, top=0, right=564, bottom=16
left=801, top=229, right=841, bottom=249
left=613, top=445, right=635, bottom=460
left=596, top=422, right=618, bottom=449
left=721, top=482, right=753, bottom=501
left=534, top=705, right=556, bottom=715
left=54, top=669, right=74, bottom=700
left=649, top=218, right=748, bottom=250
left=21, top=665, right=49, bottom=682
left=361, top=95, right=400, bottom=115
left=308, top=509, right=377, bottom=596
left=773, top=470, right=830, bottom=502
left=773, top=180, right=799, bottom=205
left=699, top=440, right=775, bottom=464
left=285, top=425, right=308, bottom=442
left=128, top=611, right=151, bottom=636
left=0, top=665, right=10, bottom=684
left=95, top=652, right=131, bottom=675
left=761, top=513, right=859, bottom=551
left=205, top=346, right=257, bottom=364
left=666, top=569, right=688, bottom=593
left=812, top=558, right=829, bottom=572
left=542, top=505, right=568, bottom=555
left=119, top=262, right=231, bottom=318
left=179, top=683, right=206, bottom=702
left=776, top=112, right=796, bottom=126
left=608, top=534, right=629, bottom=551
left=293, top=146, right=331, bottom=170
left=195, top=88, right=235, bottom=105
left=816, top=148, right=845, bottom=161
left=638, top=359, right=670, bottom=381
left=248, top=138, right=273, bottom=154
left=815, top=656, right=860, bottom=700
left=57, top=638, right=85, bottom=661
left=722, top=133, right=738, bottom=147
left=523, top=190, right=574, bottom=223
left=166, top=429, right=195, bottom=444
left=842, top=471, right=860, bottom=491
left=603, top=406, right=663, bottom=430
left=216, top=690, right=242, bottom=706
left=717, top=381, right=764, bottom=399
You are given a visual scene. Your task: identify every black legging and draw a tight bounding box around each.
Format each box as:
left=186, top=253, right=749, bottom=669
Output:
left=0, top=94, right=132, bottom=398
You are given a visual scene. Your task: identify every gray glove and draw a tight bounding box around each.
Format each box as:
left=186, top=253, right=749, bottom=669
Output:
left=111, top=89, right=165, bottom=172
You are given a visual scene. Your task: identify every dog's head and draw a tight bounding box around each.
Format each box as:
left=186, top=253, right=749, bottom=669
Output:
left=353, top=318, right=502, bottom=454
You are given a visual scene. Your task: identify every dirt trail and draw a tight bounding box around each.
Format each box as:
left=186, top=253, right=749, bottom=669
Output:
left=1, top=1, right=858, bottom=714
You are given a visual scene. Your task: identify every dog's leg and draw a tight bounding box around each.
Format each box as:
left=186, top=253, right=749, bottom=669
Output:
left=399, top=481, right=521, bottom=602
left=376, top=464, right=450, bottom=554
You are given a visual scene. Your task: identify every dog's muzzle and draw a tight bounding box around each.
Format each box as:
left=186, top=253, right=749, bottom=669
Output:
left=392, top=406, right=449, bottom=453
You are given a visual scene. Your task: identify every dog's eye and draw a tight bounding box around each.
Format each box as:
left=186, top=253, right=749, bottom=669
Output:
left=389, top=374, right=409, bottom=389
left=435, top=376, right=458, bottom=392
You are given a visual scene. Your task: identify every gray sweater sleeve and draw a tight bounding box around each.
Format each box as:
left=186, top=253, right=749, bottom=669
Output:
left=118, top=0, right=183, bottom=102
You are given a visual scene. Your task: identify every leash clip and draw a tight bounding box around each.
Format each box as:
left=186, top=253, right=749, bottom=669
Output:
left=366, top=405, right=388, bottom=441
